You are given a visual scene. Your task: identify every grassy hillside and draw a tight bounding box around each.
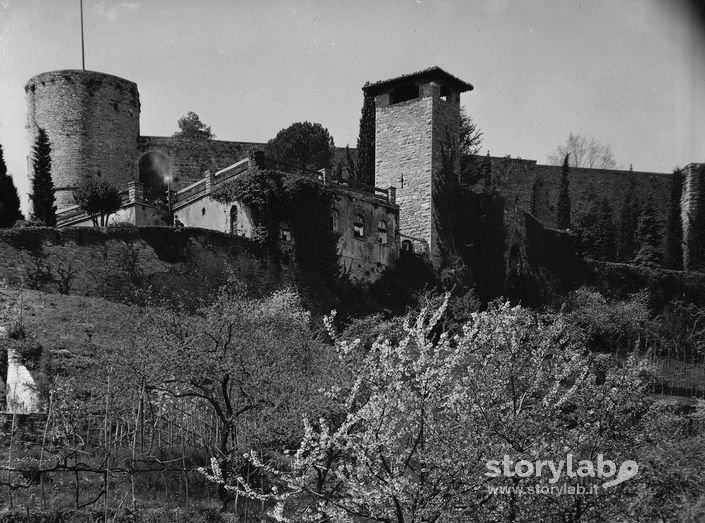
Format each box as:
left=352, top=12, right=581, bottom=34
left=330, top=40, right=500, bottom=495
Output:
left=1, top=286, right=138, bottom=353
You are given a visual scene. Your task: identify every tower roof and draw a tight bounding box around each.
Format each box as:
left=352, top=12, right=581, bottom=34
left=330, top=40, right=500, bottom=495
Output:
left=363, top=66, right=473, bottom=96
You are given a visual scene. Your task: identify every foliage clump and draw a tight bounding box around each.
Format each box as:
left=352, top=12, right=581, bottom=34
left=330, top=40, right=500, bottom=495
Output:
left=556, top=153, right=571, bottom=229
left=173, top=111, right=214, bottom=140
left=73, top=179, right=123, bottom=226
left=633, top=198, right=663, bottom=268
left=210, top=163, right=340, bottom=295
left=665, top=169, right=684, bottom=269
left=577, top=190, right=617, bottom=261
left=265, top=121, right=335, bottom=172
left=433, top=142, right=505, bottom=303
left=617, top=177, right=641, bottom=262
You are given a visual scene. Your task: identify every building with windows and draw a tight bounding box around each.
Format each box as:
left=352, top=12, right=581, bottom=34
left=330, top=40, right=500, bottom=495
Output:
left=26, top=66, right=705, bottom=286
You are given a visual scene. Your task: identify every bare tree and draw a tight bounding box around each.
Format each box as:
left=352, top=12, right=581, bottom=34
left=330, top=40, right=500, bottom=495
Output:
left=548, top=132, right=618, bottom=169
left=459, top=106, right=483, bottom=155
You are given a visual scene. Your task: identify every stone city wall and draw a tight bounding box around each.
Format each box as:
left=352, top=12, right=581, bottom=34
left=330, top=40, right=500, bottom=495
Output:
left=137, top=137, right=261, bottom=191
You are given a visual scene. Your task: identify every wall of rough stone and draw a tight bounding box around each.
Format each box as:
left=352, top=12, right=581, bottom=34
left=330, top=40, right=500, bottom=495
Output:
left=25, top=70, right=140, bottom=210
left=374, top=92, right=434, bottom=251
left=137, top=137, right=260, bottom=191
left=331, top=185, right=399, bottom=282
left=0, top=227, right=291, bottom=304
left=430, top=89, right=462, bottom=267
left=504, top=205, right=580, bottom=304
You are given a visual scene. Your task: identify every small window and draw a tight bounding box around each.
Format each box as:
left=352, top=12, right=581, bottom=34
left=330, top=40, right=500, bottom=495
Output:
left=377, top=220, right=388, bottom=244
left=330, top=209, right=339, bottom=232
left=353, top=214, right=364, bottom=238
left=230, top=205, right=238, bottom=235
left=439, top=85, right=455, bottom=103
left=390, top=83, right=420, bottom=105
left=402, top=240, right=414, bottom=253
left=279, top=221, right=292, bottom=242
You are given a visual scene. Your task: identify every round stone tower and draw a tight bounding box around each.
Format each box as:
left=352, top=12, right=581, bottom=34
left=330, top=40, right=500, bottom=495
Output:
left=25, top=70, right=140, bottom=210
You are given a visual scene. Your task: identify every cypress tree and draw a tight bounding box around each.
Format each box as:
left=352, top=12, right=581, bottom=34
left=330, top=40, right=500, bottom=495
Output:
left=333, top=162, right=343, bottom=180
left=633, top=198, right=663, bottom=268
left=664, top=169, right=684, bottom=269
left=345, top=146, right=357, bottom=184
left=355, top=86, right=375, bottom=187
left=578, top=196, right=617, bottom=261
left=556, top=154, right=571, bottom=229
left=0, top=144, right=23, bottom=227
left=29, top=128, right=56, bottom=226
left=617, top=179, right=641, bottom=262
left=576, top=190, right=598, bottom=258
left=593, top=198, right=617, bottom=261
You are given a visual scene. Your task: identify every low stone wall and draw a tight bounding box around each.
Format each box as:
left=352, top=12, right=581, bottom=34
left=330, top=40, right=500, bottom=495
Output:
left=0, top=227, right=292, bottom=304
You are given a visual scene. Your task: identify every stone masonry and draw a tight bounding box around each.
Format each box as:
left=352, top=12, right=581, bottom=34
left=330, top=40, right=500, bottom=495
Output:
left=367, top=67, right=472, bottom=267
left=26, top=70, right=140, bottom=209
left=24, top=65, right=705, bottom=278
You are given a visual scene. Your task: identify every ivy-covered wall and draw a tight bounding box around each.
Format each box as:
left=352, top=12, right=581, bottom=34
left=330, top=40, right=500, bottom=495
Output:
left=181, top=164, right=400, bottom=284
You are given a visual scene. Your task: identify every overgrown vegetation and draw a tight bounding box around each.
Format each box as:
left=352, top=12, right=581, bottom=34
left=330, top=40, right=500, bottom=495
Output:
left=576, top=188, right=617, bottom=261
left=688, top=166, right=705, bottom=271
left=1, top=280, right=704, bottom=520
left=665, top=168, right=684, bottom=270
left=617, top=177, right=640, bottom=262
left=264, top=121, right=335, bottom=172
left=432, top=140, right=505, bottom=304
left=556, top=153, right=571, bottom=229
left=73, top=179, right=123, bottom=226
left=172, top=111, right=214, bottom=140
left=210, top=163, right=340, bottom=300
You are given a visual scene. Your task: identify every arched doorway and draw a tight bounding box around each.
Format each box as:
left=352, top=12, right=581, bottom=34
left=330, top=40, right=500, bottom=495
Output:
left=138, top=152, right=170, bottom=203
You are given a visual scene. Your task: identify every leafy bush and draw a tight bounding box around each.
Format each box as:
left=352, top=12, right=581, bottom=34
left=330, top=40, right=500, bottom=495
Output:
left=73, top=179, right=123, bottom=226
left=211, top=165, right=340, bottom=298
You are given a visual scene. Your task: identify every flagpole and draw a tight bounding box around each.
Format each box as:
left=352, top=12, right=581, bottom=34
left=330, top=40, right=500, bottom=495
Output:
left=80, top=0, right=85, bottom=70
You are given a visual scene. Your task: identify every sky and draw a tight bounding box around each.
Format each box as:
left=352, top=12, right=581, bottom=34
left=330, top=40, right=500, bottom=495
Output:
left=1, top=0, right=705, bottom=213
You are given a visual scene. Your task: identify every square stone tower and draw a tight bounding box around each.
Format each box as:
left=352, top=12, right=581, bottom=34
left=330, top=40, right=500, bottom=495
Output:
left=364, top=67, right=473, bottom=267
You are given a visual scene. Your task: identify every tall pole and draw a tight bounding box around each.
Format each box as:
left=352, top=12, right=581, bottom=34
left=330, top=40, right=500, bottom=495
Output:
left=80, top=0, right=85, bottom=70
